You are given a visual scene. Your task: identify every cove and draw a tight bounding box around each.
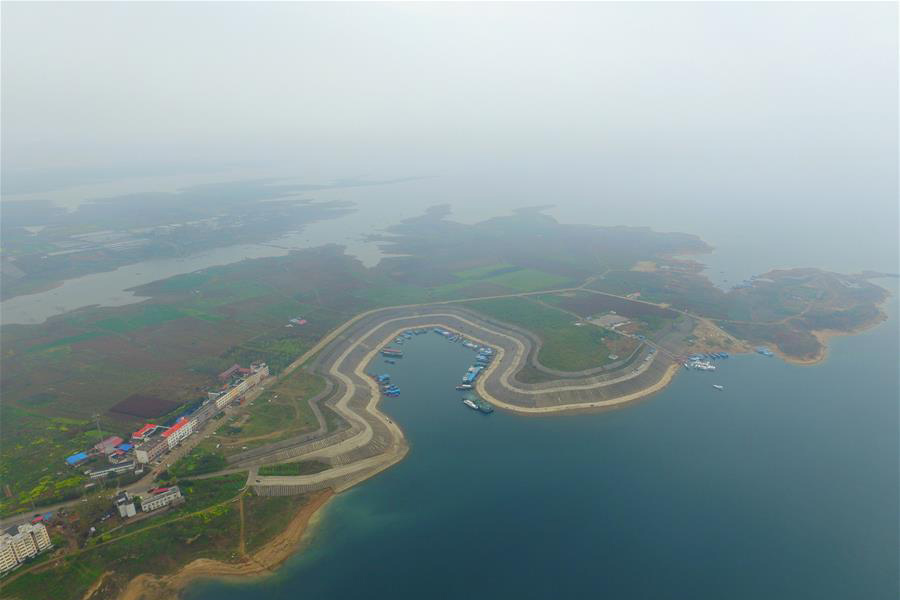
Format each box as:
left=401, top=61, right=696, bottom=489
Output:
left=186, top=282, right=899, bottom=600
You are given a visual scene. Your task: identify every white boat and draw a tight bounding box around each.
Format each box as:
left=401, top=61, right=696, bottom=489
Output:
left=463, top=399, right=479, bottom=410
left=712, top=384, right=724, bottom=390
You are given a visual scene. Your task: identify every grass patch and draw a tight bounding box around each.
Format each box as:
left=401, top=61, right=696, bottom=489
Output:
left=94, top=304, right=188, bottom=333
left=242, top=492, right=315, bottom=554
left=203, top=370, right=326, bottom=458
left=170, top=446, right=227, bottom=478
left=453, top=263, right=516, bottom=279
left=26, top=332, right=110, bottom=352
left=257, top=461, right=329, bottom=477
left=468, top=297, right=615, bottom=371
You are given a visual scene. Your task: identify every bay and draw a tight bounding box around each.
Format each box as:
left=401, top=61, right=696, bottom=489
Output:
left=186, top=280, right=898, bottom=600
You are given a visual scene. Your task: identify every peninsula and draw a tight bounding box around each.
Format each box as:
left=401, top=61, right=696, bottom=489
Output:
left=0, top=209, right=891, bottom=600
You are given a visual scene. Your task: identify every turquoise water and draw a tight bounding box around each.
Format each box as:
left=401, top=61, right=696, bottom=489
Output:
left=187, top=282, right=898, bottom=600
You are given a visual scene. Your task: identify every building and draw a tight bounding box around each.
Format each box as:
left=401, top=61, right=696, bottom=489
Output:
left=140, top=486, right=184, bottom=512
left=131, top=423, right=158, bottom=441
left=65, top=451, right=89, bottom=466
left=9, top=529, right=37, bottom=561
left=0, top=537, right=17, bottom=573
left=87, top=462, right=134, bottom=479
left=213, top=363, right=269, bottom=410
left=161, top=417, right=194, bottom=449
left=115, top=491, right=137, bottom=518
left=20, top=523, right=51, bottom=552
left=0, top=523, right=52, bottom=573
left=135, top=436, right=168, bottom=464
left=94, top=436, right=124, bottom=454
left=218, top=363, right=250, bottom=382
left=191, top=401, right=218, bottom=425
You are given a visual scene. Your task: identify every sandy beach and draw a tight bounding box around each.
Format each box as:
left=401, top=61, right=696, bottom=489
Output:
left=114, top=489, right=333, bottom=600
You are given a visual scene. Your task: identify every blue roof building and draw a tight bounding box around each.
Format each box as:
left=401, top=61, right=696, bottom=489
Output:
left=66, top=452, right=89, bottom=465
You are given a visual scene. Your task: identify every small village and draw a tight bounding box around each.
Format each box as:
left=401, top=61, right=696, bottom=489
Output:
left=0, top=362, right=269, bottom=575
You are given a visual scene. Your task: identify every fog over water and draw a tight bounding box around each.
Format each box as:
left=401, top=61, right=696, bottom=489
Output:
left=2, top=2, right=897, bottom=309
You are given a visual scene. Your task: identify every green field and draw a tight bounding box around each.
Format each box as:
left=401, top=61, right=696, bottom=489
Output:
left=467, top=296, right=618, bottom=372
left=257, top=460, right=329, bottom=477
left=0, top=470, right=323, bottom=600
left=170, top=369, right=327, bottom=475
left=3, top=206, right=883, bottom=527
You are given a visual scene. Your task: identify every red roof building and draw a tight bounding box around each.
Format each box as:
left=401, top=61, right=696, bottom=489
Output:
left=218, top=364, right=249, bottom=382
left=161, top=418, right=188, bottom=438
left=95, top=436, right=123, bottom=453
left=132, top=423, right=157, bottom=440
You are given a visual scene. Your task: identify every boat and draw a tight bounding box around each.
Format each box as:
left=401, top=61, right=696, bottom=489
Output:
left=456, top=384, right=473, bottom=390
left=381, top=348, right=403, bottom=357
left=463, top=398, right=479, bottom=410
left=384, top=359, right=396, bottom=364
left=712, top=384, right=724, bottom=390
left=474, top=398, right=494, bottom=414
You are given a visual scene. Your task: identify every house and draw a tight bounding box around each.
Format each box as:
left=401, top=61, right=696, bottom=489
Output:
left=94, top=436, right=124, bottom=454
left=87, top=462, right=134, bottom=479
left=65, top=452, right=89, bottom=466
left=218, top=364, right=250, bottom=382
left=115, top=491, right=136, bottom=518
left=140, top=486, right=184, bottom=512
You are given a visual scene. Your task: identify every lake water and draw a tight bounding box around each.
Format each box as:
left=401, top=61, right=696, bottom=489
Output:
left=4, top=164, right=897, bottom=324
left=185, top=280, right=899, bottom=600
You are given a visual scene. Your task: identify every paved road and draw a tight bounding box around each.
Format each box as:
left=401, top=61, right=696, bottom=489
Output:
left=251, top=304, right=680, bottom=494
left=4, top=280, right=693, bottom=522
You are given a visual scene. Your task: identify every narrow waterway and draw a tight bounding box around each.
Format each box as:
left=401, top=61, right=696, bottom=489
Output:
left=186, top=281, right=899, bottom=600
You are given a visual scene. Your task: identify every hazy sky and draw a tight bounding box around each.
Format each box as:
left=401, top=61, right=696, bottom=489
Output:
left=3, top=2, right=896, bottom=177
left=2, top=2, right=898, bottom=275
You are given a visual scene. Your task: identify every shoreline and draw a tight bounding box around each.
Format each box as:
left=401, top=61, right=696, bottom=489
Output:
left=114, top=489, right=333, bottom=600
left=113, top=297, right=892, bottom=599
left=778, top=304, right=890, bottom=366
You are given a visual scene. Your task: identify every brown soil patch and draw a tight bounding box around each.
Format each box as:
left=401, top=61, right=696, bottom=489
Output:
left=110, top=394, right=181, bottom=418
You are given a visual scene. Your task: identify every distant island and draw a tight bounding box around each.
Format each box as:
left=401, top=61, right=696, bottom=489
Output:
left=0, top=207, right=890, bottom=600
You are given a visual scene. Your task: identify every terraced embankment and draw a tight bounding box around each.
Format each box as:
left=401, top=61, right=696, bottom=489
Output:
left=247, top=305, right=684, bottom=497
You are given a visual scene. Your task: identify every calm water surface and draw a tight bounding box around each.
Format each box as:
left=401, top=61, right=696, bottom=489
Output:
left=186, top=281, right=899, bottom=600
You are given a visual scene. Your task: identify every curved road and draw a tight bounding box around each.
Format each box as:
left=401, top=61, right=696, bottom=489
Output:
left=250, top=304, right=682, bottom=496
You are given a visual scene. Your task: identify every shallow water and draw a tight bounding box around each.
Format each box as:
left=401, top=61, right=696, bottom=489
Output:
left=186, top=280, right=899, bottom=600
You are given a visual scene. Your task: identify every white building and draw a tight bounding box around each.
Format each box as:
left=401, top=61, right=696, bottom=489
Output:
left=0, top=522, right=52, bottom=572
left=135, top=436, right=168, bottom=464
left=20, top=523, right=51, bottom=552
left=162, top=418, right=194, bottom=450
left=87, top=462, right=135, bottom=479
left=0, top=537, right=18, bottom=572
left=115, top=491, right=137, bottom=518
left=213, top=363, right=269, bottom=410
left=8, top=529, right=37, bottom=561
left=140, top=486, right=184, bottom=512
